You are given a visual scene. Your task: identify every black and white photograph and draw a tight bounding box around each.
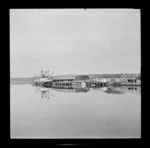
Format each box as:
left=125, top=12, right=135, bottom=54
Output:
left=10, top=9, right=141, bottom=138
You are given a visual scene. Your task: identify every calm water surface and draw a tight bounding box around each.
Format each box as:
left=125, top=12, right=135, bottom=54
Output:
left=10, top=84, right=141, bottom=138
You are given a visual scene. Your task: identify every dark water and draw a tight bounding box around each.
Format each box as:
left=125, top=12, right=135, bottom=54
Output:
left=10, top=84, right=141, bottom=138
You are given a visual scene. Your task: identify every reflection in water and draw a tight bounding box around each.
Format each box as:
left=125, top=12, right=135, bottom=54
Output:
left=11, top=84, right=141, bottom=138
left=34, top=86, right=54, bottom=100
left=104, top=87, right=124, bottom=94
left=108, top=86, right=141, bottom=95
left=34, top=84, right=141, bottom=99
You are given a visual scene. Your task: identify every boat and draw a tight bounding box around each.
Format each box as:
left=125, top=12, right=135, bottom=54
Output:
left=34, top=70, right=53, bottom=86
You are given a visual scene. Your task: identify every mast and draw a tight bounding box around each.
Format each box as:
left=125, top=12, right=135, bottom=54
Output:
left=41, top=69, right=43, bottom=78
left=47, top=70, right=49, bottom=77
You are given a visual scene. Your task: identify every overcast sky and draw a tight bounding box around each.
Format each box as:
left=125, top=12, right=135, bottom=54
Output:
left=10, top=9, right=140, bottom=78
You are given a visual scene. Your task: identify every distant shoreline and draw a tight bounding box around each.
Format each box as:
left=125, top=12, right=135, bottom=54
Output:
left=10, top=73, right=140, bottom=84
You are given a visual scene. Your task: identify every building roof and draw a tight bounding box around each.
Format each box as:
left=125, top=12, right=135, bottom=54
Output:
left=75, top=75, right=89, bottom=80
left=52, top=75, right=76, bottom=80
left=86, top=78, right=110, bottom=82
left=52, top=75, right=90, bottom=80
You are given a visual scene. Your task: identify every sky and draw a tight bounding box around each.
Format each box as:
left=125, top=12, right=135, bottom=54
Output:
left=10, top=9, right=140, bottom=78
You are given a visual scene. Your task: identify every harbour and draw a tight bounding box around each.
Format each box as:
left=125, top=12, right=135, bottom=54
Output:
left=10, top=9, right=141, bottom=139
left=33, top=70, right=141, bottom=88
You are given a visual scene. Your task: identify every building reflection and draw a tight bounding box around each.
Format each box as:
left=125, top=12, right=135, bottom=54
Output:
left=34, top=84, right=141, bottom=100
left=52, top=87, right=90, bottom=93
left=102, top=86, right=141, bottom=95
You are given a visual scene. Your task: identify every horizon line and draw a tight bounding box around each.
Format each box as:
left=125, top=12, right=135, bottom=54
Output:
left=10, top=72, right=140, bottom=79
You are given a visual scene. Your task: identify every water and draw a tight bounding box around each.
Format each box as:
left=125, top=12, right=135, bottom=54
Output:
left=10, top=84, right=141, bottom=138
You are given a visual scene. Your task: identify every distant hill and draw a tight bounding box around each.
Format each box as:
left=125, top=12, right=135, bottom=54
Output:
left=89, top=74, right=123, bottom=79
left=88, top=73, right=140, bottom=79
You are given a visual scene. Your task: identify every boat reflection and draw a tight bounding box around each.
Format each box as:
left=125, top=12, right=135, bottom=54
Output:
left=34, top=86, right=54, bottom=100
